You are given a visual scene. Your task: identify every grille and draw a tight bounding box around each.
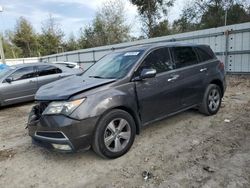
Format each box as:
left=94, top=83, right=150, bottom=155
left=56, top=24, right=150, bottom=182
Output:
left=34, top=101, right=50, bottom=117
left=39, top=102, right=49, bottom=113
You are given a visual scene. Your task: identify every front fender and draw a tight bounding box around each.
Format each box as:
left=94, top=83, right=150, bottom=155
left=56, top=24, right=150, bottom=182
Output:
left=70, top=82, right=139, bottom=121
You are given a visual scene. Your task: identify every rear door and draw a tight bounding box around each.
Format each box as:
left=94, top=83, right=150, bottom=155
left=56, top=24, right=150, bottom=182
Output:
left=195, top=46, right=217, bottom=89
left=36, top=65, right=63, bottom=88
left=134, top=47, right=183, bottom=124
left=170, top=46, right=206, bottom=107
left=1, top=66, right=38, bottom=104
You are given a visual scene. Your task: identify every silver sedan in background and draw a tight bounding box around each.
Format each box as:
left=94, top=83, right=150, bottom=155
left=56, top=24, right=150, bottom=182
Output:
left=0, top=63, right=80, bottom=106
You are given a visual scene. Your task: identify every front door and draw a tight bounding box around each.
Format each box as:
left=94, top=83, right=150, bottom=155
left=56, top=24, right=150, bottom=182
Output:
left=134, top=47, right=183, bottom=124
left=1, top=66, right=37, bottom=105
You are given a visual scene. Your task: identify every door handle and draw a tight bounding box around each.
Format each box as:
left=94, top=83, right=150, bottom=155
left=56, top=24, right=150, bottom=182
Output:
left=200, top=68, right=208, bottom=72
left=29, top=80, right=35, bottom=83
left=168, top=74, right=179, bottom=82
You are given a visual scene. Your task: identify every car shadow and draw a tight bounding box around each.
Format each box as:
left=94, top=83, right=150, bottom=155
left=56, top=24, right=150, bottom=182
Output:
left=32, top=145, right=103, bottom=161
left=141, top=108, right=200, bottom=131
left=29, top=108, right=202, bottom=161
left=0, top=101, right=34, bottom=110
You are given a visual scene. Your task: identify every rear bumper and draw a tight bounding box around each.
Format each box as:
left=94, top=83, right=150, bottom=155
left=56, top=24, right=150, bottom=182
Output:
left=28, top=107, right=99, bottom=152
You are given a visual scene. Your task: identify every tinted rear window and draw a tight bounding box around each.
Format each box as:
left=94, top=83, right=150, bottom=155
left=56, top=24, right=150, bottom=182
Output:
left=196, top=46, right=215, bottom=62
left=171, top=47, right=198, bottom=68
left=37, top=65, right=62, bottom=76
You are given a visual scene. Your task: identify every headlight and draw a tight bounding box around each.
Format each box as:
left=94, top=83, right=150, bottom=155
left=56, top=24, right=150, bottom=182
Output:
left=43, top=98, right=86, bottom=116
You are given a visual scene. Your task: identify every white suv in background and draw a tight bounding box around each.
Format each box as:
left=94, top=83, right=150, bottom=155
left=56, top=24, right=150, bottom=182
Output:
left=52, top=61, right=83, bottom=70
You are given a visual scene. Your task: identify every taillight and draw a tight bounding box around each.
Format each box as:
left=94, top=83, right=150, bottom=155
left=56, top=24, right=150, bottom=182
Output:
left=219, top=61, right=225, bottom=70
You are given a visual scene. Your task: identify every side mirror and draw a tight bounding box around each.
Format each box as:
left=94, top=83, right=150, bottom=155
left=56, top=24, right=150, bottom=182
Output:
left=5, top=77, right=13, bottom=83
left=140, top=68, right=156, bottom=79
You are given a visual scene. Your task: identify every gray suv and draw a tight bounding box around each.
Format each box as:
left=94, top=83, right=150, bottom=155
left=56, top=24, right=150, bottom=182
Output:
left=28, top=43, right=226, bottom=158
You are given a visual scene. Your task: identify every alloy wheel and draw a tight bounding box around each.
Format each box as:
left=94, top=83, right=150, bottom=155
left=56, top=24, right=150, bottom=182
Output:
left=104, top=118, right=131, bottom=152
left=208, top=88, right=220, bottom=111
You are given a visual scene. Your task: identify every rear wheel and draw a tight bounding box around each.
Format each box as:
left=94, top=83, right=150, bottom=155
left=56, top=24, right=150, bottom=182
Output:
left=199, top=84, right=222, bottom=115
left=92, top=109, right=136, bottom=159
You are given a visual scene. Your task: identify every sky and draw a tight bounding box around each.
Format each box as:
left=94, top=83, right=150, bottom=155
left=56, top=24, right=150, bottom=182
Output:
left=0, top=0, right=186, bottom=38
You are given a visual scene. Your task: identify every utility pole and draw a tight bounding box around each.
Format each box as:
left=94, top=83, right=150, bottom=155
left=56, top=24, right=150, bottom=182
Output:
left=0, top=35, right=5, bottom=64
left=224, top=0, right=228, bottom=26
left=0, top=5, right=5, bottom=64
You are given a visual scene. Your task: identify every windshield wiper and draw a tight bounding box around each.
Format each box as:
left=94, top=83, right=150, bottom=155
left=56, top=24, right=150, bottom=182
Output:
left=89, top=75, right=116, bottom=79
left=89, top=76, right=106, bottom=79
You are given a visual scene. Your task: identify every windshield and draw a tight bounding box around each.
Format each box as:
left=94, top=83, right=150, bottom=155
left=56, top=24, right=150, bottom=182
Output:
left=83, top=50, right=144, bottom=79
left=0, top=65, right=12, bottom=79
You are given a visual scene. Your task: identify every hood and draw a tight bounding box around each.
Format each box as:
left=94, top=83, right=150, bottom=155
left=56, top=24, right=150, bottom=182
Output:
left=35, top=75, right=116, bottom=100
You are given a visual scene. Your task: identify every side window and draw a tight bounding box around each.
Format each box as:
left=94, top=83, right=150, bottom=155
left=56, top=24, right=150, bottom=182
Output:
left=138, top=47, right=173, bottom=74
left=171, top=47, right=198, bottom=68
left=195, top=47, right=215, bottom=62
left=11, top=67, right=36, bottom=81
left=37, top=65, right=62, bottom=76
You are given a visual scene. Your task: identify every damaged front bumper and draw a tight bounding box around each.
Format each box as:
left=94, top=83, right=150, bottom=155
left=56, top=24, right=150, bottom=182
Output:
left=27, top=104, right=99, bottom=152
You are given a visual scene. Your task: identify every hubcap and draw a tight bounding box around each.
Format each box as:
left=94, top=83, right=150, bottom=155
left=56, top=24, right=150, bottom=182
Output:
left=104, top=118, right=131, bottom=152
left=208, top=88, right=220, bottom=111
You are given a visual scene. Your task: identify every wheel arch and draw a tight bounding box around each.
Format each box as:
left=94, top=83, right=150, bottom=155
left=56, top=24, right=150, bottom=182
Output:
left=96, top=106, right=141, bottom=135
left=114, top=106, right=141, bottom=135
left=210, top=79, right=224, bottom=97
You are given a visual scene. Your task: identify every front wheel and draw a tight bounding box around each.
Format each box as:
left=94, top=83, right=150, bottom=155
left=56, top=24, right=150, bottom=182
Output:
left=199, top=84, right=222, bottom=115
left=92, top=109, right=136, bottom=159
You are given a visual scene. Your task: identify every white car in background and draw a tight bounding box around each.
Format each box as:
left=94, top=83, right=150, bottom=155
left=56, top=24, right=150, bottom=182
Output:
left=52, top=61, right=83, bottom=70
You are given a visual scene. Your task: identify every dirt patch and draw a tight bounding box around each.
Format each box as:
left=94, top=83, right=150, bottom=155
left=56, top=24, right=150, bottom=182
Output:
left=227, top=75, right=250, bottom=88
left=0, top=75, right=249, bottom=187
left=0, top=149, right=16, bottom=162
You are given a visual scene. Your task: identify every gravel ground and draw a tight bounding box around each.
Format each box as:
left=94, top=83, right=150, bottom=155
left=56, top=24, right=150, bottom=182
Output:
left=0, top=75, right=249, bottom=188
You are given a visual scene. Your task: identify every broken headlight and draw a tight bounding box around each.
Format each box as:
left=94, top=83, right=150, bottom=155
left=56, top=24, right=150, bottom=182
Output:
left=43, top=98, right=86, bottom=116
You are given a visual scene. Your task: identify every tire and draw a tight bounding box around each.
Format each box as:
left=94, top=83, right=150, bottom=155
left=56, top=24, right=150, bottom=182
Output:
left=199, top=84, right=222, bottom=116
left=92, top=109, right=136, bottom=159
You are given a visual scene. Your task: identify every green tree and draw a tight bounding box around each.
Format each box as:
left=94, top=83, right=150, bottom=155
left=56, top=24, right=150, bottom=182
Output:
left=38, top=15, right=64, bottom=56
left=151, top=19, right=171, bottom=37
left=78, top=26, right=95, bottom=48
left=12, top=17, right=39, bottom=57
left=225, top=3, right=250, bottom=25
left=63, top=33, right=79, bottom=51
left=79, top=0, right=131, bottom=48
left=130, top=0, right=174, bottom=37
left=3, top=31, right=22, bottom=58
left=172, top=6, right=199, bottom=33
left=174, top=0, right=250, bottom=32
left=2, top=39, right=13, bottom=59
